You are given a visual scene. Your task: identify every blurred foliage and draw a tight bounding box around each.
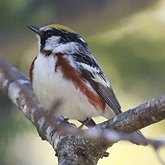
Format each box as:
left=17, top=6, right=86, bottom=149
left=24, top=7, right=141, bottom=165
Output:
left=0, top=0, right=53, bottom=30
left=0, top=0, right=157, bottom=31
left=89, top=2, right=165, bottom=101
left=0, top=93, right=33, bottom=164
left=0, top=0, right=165, bottom=165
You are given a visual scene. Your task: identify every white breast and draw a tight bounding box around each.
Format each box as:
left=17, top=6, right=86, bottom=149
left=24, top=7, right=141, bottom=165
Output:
left=32, top=54, right=101, bottom=121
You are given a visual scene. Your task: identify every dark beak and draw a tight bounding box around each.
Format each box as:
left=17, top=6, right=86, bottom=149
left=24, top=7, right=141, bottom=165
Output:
left=28, top=25, right=41, bottom=35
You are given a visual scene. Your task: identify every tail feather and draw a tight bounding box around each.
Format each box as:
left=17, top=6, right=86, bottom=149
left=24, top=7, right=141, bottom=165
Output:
left=129, top=131, right=148, bottom=146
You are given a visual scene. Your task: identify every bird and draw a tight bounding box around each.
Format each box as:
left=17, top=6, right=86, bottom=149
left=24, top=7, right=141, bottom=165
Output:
left=28, top=24, right=121, bottom=124
left=28, top=24, right=147, bottom=145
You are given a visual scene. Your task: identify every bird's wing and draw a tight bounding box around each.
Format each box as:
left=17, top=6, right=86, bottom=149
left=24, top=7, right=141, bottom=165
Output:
left=72, top=52, right=121, bottom=115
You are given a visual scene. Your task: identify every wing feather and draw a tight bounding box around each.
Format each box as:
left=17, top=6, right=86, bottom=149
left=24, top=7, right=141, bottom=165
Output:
left=80, top=65, right=121, bottom=115
left=71, top=51, right=121, bottom=115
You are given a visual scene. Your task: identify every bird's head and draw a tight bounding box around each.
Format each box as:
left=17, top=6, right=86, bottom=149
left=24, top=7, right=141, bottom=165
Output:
left=28, top=24, right=87, bottom=52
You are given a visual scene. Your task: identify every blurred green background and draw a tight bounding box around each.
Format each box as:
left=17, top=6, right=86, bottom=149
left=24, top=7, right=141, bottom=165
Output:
left=0, top=0, right=165, bottom=164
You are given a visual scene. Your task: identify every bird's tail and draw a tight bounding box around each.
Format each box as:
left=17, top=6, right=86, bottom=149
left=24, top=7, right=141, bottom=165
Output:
left=129, top=130, right=148, bottom=146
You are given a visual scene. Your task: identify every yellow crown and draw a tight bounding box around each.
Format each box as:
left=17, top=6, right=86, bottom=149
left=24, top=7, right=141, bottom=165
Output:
left=45, top=24, right=74, bottom=33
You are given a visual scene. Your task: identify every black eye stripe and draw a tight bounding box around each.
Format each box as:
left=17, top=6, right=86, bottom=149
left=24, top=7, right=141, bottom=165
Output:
left=40, top=28, right=88, bottom=50
left=43, top=29, right=86, bottom=43
left=46, top=30, right=54, bottom=37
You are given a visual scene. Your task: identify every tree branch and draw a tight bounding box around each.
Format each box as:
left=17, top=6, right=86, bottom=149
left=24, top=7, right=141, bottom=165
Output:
left=0, top=56, right=110, bottom=164
left=97, top=95, right=165, bottom=132
left=0, top=56, right=165, bottom=164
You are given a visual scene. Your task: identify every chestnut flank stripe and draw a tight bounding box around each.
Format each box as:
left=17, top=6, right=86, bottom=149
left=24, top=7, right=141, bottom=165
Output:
left=55, top=53, right=105, bottom=111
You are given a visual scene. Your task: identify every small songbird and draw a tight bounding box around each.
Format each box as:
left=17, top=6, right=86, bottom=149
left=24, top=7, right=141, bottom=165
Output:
left=28, top=24, right=146, bottom=145
left=28, top=24, right=121, bottom=125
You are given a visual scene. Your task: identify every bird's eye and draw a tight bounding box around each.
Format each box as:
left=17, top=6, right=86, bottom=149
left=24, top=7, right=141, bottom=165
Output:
left=46, top=30, right=53, bottom=37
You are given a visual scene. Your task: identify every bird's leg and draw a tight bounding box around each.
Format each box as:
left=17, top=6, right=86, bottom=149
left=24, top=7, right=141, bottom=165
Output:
left=79, top=118, right=96, bottom=128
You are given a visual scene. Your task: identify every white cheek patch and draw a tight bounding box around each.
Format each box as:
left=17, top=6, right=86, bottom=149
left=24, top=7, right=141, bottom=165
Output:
left=53, top=42, right=79, bottom=54
left=44, top=36, right=61, bottom=51
left=43, top=36, right=79, bottom=55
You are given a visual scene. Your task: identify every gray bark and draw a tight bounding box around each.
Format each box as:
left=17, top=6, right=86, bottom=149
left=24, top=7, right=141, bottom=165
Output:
left=0, top=57, right=165, bottom=165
